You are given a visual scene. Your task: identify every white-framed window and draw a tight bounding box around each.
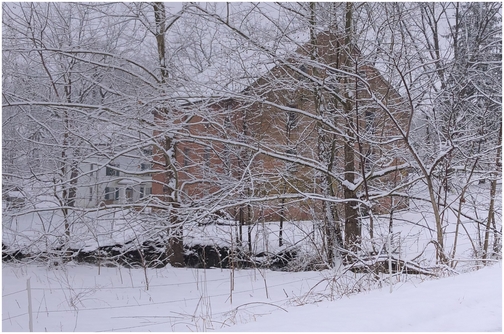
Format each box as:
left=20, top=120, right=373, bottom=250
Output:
left=104, top=187, right=119, bottom=201
left=141, top=162, right=152, bottom=176
left=106, top=163, right=120, bottom=176
left=126, top=187, right=133, bottom=202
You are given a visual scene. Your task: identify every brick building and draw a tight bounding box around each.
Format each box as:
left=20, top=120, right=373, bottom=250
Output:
left=152, top=31, right=409, bottom=224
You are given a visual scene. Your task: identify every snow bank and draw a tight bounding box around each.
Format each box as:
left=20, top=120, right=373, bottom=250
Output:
left=226, top=263, right=502, bottom=332
left=2, top=262, right=500, bottom=332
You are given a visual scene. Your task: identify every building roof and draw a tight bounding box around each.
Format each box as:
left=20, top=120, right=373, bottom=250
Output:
left=171, top=26, right=312, bottom=103
left=171, top=27, right=398, bottom=106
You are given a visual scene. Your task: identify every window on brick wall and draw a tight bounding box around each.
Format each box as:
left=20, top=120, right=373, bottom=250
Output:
left=183, top=148, right=190, bottom=167
left=357, top=70, right=367, bottom=88
left=363, top=150, right=372, bottom=172
left=297, top=64, right=308, bottom=81
left=285, top=148, right=298, bottom=173
left=203, top=147, right=211, bottom=167
left=365, top=110, right=376, bottom=134
left=286, top=95, right=298, bottom=128
left=223, top=144, right=231, bottom=173
left=287, top=110, right=298, bottom=128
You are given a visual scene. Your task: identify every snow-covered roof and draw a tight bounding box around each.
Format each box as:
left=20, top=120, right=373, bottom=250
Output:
left=163, top=3, right=400, bottom=107
left=170, top=7, right=312, bottom=103
left=6, top=191, right=24, bottom=198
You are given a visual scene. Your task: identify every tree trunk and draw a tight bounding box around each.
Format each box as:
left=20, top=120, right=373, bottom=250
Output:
left=153, top=2, right=184, bottom=267
left=342, top=2, right=361, bottom=251
left=483, top=122, right=501, bottom=261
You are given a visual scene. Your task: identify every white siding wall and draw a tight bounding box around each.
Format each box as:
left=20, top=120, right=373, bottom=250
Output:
left=74, top=154, right=152, bottom=208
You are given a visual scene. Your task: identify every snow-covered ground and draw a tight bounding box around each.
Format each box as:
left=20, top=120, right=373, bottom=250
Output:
left=2, top=261, right=501, bottom=332
left=2, top=181, right=501, bottom=331
left=4, top=182, right=500, bottom=268
left=227, top=263, right=503, bottom=332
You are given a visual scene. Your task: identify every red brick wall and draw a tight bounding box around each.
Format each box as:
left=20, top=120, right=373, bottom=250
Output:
left=152, top=33, right=409, bottom=221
